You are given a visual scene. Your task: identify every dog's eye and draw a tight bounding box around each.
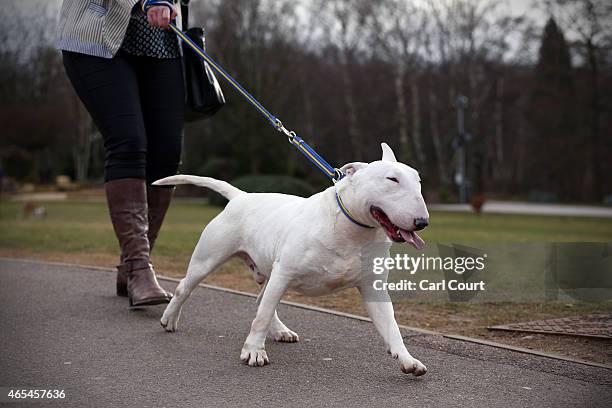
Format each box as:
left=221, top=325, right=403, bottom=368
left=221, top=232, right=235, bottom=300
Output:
left=386, top=177, right=399, bottom=183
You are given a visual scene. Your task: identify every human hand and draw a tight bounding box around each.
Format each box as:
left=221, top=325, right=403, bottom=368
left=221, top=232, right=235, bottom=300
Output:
left=145, top=3, right=178, bottom=29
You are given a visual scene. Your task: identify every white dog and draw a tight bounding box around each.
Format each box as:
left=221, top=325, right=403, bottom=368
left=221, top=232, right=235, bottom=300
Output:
left=154, top=143, right=429, bottom=376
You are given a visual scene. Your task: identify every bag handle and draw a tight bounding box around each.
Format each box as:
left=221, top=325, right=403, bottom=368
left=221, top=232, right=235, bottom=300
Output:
left=181, top=0, right=190, bottom=30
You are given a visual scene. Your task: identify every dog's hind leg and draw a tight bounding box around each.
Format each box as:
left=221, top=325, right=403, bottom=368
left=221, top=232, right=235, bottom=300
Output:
left=160, top=219, right=237, bottom=332
left=256, top=282, right=299, bottom=343
left=270, top=311, right=299, bottom=343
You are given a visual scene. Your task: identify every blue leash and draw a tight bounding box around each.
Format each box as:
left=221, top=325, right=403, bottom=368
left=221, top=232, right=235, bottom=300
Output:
left=173, top=21, right=375, bottom=227
left=142, top=2, right=377, bottom=228
left=170, top=22, right=344, bottom=182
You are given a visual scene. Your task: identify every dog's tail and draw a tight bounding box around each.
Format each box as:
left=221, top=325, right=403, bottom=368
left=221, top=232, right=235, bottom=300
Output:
left=152, top=175, right=244, bottom=201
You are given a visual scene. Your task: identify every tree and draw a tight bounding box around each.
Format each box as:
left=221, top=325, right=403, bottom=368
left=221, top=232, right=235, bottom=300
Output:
left=314, top=0, right=372, bottom=161
left=425, top=0, right=526, bottom=193
left=528, top=18, right=577, bottom=200
left=202, top=0, right=303, bottom=175
left=370, top=0, right=428, bottom=168
left=553, top=0, right=612, bottom=200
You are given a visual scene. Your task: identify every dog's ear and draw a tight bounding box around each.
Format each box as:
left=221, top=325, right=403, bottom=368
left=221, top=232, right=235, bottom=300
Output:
left=340, top=162, right=368, bottom=177
left=381, top=143, right=397, bottom=162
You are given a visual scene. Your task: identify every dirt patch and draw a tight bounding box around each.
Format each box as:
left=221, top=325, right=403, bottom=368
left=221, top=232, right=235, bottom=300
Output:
left=2, top=248, right=611, bottom=365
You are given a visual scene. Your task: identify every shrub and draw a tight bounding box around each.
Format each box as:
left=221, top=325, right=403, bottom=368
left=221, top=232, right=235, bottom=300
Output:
left=2, top=148, right=34, bottom=181
left=208, top=174, right=318, bottom=206
left=196, top=157, right=239, bottom=181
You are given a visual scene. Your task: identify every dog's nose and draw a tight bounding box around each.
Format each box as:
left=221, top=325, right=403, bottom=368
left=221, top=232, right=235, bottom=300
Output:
left=414, top=218, right=429, bottom=231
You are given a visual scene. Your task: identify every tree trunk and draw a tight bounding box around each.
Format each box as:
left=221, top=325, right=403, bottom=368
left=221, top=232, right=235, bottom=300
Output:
left=494, top=77, right=505, bottom=181
left=72, top=98, right=92, bottom=184
left=395, top=63, right=412, bottom=163
left=429, top=89, right=449, bottom=185
left=583, top=39, right=601, bottom=201
left=340, top=53, right=361, bottom=159
left=291, top=62, right=315, bottom=176
left=410, top=74, right=426, bottom=167
left=515, top=95, right=528, bottom=188
left=300, top=66, right=316, bottom=143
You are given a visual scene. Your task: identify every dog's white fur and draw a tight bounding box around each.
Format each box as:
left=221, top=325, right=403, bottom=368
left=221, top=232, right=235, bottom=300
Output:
left=154, top=143, right=429, bottom=376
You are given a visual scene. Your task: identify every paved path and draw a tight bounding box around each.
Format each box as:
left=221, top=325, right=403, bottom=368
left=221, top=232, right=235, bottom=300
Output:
left=10, top=192, right=612, bottom=218
left=0, top=259, right=610, bottom=407
left=429, top=201, right=612, bottom=218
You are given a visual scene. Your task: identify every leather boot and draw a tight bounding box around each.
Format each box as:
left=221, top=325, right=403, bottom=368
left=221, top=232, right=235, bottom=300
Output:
left=120, top=259, right=170, bottom=307
left=147, top=185, right=175, bottom=252
left=116, top=185, right=175, bottom=297
left=105, top=179, right=171, bottom=306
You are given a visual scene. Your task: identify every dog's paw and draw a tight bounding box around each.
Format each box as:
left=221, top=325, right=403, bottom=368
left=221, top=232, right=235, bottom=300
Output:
left=400, top=357, right=427, bottom=377
left=271, top=329, right=299, bottom=343
left=160, top=311, right=179, bottom=332
left=240, top=347, right=269, bottom=367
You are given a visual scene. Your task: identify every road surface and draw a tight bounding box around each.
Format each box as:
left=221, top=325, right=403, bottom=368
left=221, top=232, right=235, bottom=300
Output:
left=0, top=259, right=610, bottom=407
left=429, top=200, right=612, bottom=218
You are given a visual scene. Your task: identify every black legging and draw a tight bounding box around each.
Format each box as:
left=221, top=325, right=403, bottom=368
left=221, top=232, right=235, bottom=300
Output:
left=62, top=50, right=184, bottom=184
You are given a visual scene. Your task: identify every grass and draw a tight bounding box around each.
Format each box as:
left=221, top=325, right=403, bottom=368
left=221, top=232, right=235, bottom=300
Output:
left=0, top=201, right=215, bottom=258
left=2, top=200, right=611, bottom=255
left=1, top=199, right=611, bottom=364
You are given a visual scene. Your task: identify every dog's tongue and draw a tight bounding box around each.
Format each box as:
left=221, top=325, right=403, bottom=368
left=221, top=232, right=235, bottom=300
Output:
left=400, top=229, right=425, bottom=250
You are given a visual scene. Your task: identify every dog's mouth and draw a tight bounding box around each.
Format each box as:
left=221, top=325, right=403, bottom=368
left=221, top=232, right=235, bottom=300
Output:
left=370, top=206, right=425, bottom=250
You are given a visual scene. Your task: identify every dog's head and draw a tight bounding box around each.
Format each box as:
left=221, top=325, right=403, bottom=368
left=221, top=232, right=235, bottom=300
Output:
left=339, top=143, right=429, bottom=249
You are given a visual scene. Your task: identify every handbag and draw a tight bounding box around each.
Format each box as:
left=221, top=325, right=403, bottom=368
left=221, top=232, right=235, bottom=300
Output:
left=180, top=0, right=225, bottom=122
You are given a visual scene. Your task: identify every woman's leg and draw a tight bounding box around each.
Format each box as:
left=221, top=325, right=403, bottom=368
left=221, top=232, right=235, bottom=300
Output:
left=62, top=51, right=170, bottom=306
left=134, top=56, right=185, bottom=251
left=136, top=57, right=184, bottom=186
left=62, top=51, right=148, bottom=182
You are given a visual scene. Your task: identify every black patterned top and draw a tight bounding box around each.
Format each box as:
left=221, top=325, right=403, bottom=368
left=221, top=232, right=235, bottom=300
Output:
left=120, top=9, right=180, bottom=59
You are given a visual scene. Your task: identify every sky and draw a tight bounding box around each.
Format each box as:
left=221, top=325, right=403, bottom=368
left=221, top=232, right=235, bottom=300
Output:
left=4, top=0, right=549, bottom=56
left=14, top=0, right=546, bottom=23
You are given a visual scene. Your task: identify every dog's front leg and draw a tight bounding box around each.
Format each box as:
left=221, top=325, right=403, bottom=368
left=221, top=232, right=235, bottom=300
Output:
left=240, top=267, right=290, bottom=366
left=359, top=288, right=427, bottom=376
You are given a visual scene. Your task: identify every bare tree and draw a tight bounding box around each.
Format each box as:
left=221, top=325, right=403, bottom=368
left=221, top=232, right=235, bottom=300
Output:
left=205, top=0, right=304, bottom=174
left=426, top=0, right=527, bottom=190
left=551, top=0, right=611, bottom=200
left=371, top=0, right=428, bottom=167
left=314, top=0, right=372, bottom=160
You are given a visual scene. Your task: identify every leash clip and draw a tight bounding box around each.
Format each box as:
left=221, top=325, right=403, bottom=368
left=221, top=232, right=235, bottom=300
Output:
left=275, top=119, right=297, bottom=143
left=332, top=169, right=345, bottom=184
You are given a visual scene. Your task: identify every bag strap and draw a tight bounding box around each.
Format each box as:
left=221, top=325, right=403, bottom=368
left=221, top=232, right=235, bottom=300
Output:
left=181, top=0, right=190, bottom=30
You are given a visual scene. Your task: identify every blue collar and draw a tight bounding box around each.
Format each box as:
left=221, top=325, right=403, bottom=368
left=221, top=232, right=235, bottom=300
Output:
left=335, top=192, right=375, bottom=229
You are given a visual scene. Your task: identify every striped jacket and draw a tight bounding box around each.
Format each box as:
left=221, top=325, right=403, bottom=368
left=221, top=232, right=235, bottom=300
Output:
left=57, top=0, right=180, bottom=59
